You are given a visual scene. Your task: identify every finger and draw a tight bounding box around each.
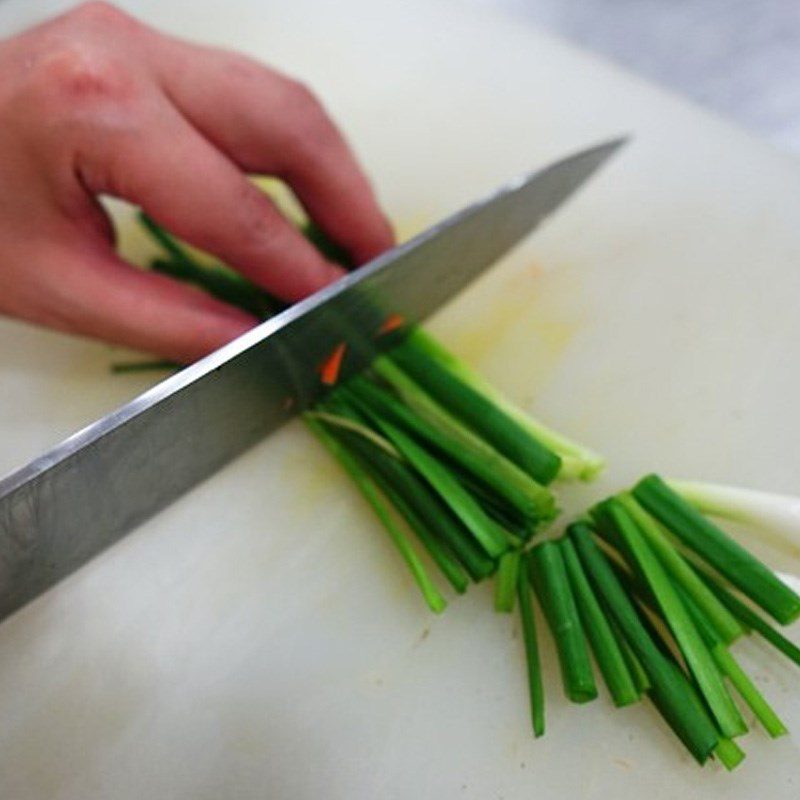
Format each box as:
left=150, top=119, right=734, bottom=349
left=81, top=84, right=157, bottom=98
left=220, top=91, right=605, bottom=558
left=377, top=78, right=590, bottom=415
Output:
left=153, top=41, right=395, bottom=263
left=75, top=100, right=346, bottom=301
left=15, top=237, right=257, bottom=363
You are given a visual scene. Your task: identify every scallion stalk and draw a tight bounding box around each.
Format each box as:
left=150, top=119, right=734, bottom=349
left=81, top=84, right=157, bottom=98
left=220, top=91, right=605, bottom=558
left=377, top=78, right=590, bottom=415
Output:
left=633, top=474, right=800, bottom=625
left=560, top=536, right=640, bottom=707
left=668, top=479, right=800, bottom=550
left=517, top=553, right=545, bottom=737
left=359, top=413, right=509, bottom=558
left=529, top=541, right=597, bottom=703
left=494, top=551, right=521, bottom=613
left=570, top=523, right=719, bottom=764
left=714, top=737, right=746, bottom=771
left=399, top=328, right=605, bottom=480
left=388, top=336, right=562, bottom=484
left=697, top=567, right=800, bottom=670
left=617, top=493, right=744, bottom=644
left=346, top=373, right=555, bottom=527
left=675, top=583, right=787, bottom=738
left=601, top=498, right=746, bottom=738
left=319, top=397, right=496, bottom=582
left=305, top=416, right=446, bottom=613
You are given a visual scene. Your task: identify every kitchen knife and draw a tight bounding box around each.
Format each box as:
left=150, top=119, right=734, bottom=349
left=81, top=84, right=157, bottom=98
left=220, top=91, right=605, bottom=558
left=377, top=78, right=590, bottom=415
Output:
left=0, top=138, right=625, bottom=621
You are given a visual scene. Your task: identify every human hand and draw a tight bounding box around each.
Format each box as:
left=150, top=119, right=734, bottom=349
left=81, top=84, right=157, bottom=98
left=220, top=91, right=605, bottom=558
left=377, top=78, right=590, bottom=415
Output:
left=0, top=2, right=393, bottom=362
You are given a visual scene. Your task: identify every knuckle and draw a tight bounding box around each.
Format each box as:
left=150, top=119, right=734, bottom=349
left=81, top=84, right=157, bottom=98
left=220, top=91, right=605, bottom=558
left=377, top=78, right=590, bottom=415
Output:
left=35, top=46, right=135, bottom=106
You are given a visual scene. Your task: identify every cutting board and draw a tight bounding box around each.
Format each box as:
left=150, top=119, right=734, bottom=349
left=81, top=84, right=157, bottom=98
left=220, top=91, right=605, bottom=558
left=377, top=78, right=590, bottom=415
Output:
left=1, top=1, right=800, bottom=797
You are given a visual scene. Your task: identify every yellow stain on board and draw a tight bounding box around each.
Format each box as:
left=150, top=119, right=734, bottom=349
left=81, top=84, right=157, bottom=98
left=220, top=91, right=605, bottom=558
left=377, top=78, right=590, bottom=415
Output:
left=429, top=256, right=586, bottom=403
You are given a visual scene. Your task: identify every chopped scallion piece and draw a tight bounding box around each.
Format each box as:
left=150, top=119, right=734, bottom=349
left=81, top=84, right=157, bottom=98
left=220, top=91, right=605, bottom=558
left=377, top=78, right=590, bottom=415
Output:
left=633, top=474, right=800, bottom=625
left=517, top=553, right=545, bottom=737
left=530, top=541, right=597, bottom=703
left=494, top=551, right=521, bottom=613
left=560, top=536, right=640, bottom=707
left=305, top=415, right=446, bottom=613
left=601, top=498, right=746, bottom=738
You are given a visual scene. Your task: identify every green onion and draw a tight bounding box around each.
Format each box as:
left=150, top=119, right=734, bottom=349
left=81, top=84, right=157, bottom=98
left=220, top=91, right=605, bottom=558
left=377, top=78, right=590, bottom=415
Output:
left=613, top=618, right=652, bottom=693
left=151, top=258, right=278, bottom=319
left=140, top=213, right=280, bottom=318
left=305, top=415, right=446, bottom=613
left=601, top=498, right=746, bottom=738
left=570, top=523, right=719, bottom=764
left=714, top=737, right=746, bottom=771
left=675, top=583, right=787, bottom=738
left=697, top=567, right=800, bottom=670
left=319, top=397, right=495, bottom=582
left=617, top=493, right=744, bottom=644
left=110, top=359, right=178, bottom=373
left=346, top=373, right=555, bottom=527
left=357, top=412, right=509, bottom=558
left=529, top=541, right=597, bottom=703
left=494, top=551, right=521, bottom=613
left=300, top=220, right=353, bottom=267
left=633, top=474, right=800, bottom=624
left=517, top=554, right=545, bottom=737
left=400, top=329, right=605, bottom=480
left=377, top=482, right=469, bottom=594
left=560, top=536, right=640, bottom=707
left=388, top=334, right=562, bottom=484
left=713, top=645, right=787, bottom=738
left=668, top=479, right=800, bottom=550
left=305, top=409, right=401, bottom=458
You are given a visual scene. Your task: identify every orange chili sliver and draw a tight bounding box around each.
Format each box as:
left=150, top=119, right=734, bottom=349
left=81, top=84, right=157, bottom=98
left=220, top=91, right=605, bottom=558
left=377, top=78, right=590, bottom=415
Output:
left=377, top=313, right=406, bottom=336
left=319, top=342, right=347, bottom=386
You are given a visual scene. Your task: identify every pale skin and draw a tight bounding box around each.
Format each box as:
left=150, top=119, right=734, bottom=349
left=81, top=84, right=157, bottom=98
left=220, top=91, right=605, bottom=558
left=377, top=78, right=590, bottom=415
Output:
left=0, top=2, right=394, bottom=363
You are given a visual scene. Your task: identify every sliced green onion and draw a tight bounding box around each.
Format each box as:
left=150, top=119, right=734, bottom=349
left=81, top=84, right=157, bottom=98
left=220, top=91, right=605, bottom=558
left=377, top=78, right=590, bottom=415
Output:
left=374, top=478, right=469, bottom=595
left=697, top=568, right=800, bottom=670
left=529, top=541, right=597, bottom=703
left=714, top=645, right=787, bottom=738
left=110, top=359, right=178, bottom=374
left=305, top=415, right=446, bottom=613
left=676, top=583, right=787, bottom=738
left=360, top=414, right=508, bottom=558
left=560, top=537, right=640, bottom=707
left=613, top=618, right=652, bottom=693
left=668, top=479, right=800, bottom=550
left=400, top=328, right=605, bottom=480
left=346, top=373, right=555, bottom=527
left=321, top=400, right=495, bottom=582
left=633, top=474, right=800, bottom=625
left=617, top=493, right=744, bottom=644
left=494, top=551, right=521, bottom=613
left=714, top=737, right=746, bottom=771
left=304, top=409, right=401, bottom=458
left=517, top=554, right=545, bottom=737
left=602, top=498, right=746, bottom=738
left=388, top=336, right=562, bottom=485
left=570, top=523, right=719, bottom=764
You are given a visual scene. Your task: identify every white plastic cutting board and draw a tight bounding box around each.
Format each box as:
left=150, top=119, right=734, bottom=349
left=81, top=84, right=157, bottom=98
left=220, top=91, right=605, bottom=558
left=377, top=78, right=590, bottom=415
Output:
left=1, top=1, right=800, bottom=797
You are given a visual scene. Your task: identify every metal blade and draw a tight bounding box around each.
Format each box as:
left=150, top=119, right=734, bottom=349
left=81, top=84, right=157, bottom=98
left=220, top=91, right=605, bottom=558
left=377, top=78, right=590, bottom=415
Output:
left=0, top=138, right=626, bottom=620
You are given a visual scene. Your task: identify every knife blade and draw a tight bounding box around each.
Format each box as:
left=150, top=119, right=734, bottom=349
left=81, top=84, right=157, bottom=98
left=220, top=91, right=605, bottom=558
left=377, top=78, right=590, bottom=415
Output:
left=0, top=138, right=626, bottom=621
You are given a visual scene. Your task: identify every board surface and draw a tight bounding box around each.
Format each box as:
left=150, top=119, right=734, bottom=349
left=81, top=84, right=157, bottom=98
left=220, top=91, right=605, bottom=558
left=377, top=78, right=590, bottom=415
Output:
left=1, top=1, right=799, bottom=797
